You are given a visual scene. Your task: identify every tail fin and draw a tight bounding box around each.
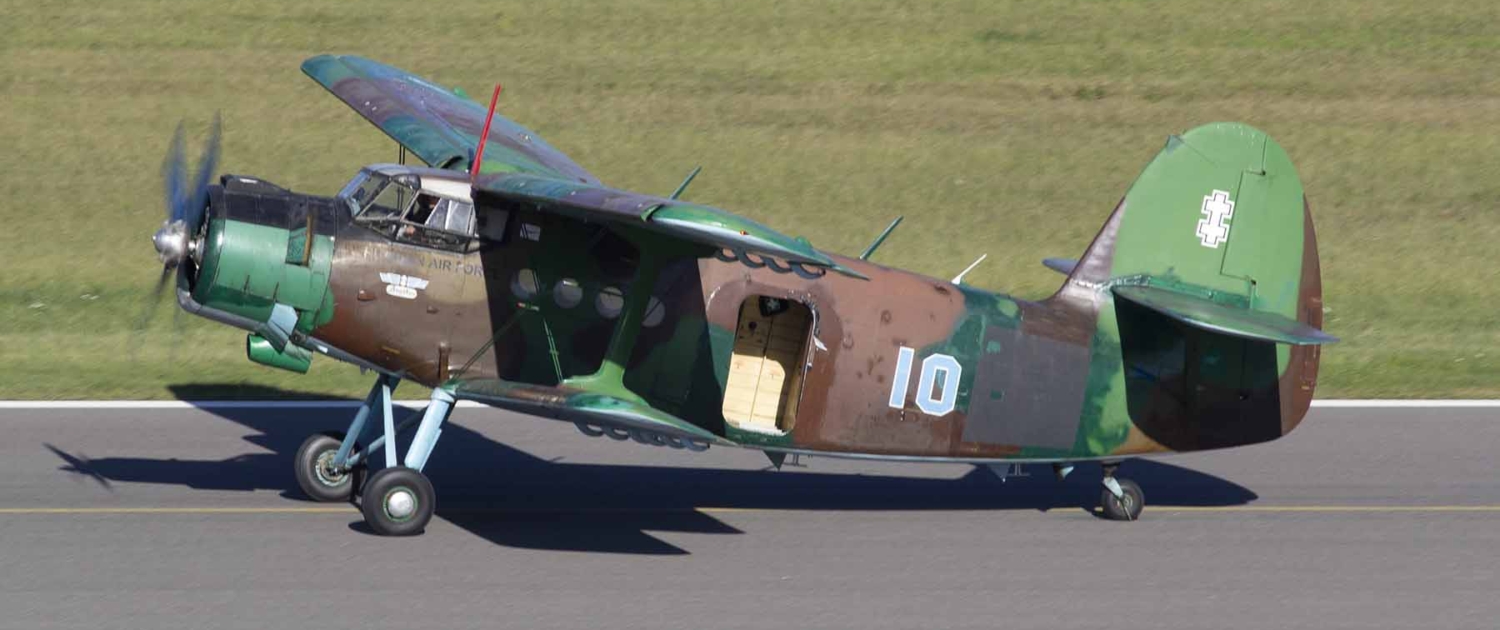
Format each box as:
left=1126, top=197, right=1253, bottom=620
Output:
left=1058, top=122, right=1331, bottom=451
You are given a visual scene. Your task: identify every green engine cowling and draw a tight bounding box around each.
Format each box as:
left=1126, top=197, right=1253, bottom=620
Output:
left=190, top=177, right=341, bottom=373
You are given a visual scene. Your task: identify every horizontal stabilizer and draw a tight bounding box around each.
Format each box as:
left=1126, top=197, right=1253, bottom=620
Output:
left=1043, top=257, right=1077, bottom=275
left=451, top=378, right=723, bottom=443
left=1114, top=285, right=1337, bottom=346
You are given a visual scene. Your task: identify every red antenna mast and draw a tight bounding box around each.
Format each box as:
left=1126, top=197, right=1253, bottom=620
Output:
left=471, top=83, right=503, bottom=183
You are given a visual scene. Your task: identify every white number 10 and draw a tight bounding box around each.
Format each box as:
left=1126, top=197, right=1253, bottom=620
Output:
left=887, top=346, right=961, bottom=417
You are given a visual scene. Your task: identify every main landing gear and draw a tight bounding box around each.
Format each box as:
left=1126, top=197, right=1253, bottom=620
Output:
left=294, top=431, right=359, bottom=502
left=291, top=374, right=456, bottom=536
left=1099, top=462, right=1144, bottom=521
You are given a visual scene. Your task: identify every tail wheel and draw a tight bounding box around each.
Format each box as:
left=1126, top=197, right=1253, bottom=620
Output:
left=294, top=431, right=360, bottom=502
left=361, top=466, right=435, bottom=536
left=1100, top=478, right=1144, bottom=521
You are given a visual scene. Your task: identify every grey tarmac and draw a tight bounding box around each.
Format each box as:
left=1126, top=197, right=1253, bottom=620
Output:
left=0, top=403, right=1497, bottom=629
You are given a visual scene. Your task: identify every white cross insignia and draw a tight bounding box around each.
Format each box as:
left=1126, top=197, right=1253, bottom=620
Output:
left=1195, top=189, right=1235, bottom=248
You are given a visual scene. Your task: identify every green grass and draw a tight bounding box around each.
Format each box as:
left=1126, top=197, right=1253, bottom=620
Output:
left=2, top=0, right=1498, bottom=398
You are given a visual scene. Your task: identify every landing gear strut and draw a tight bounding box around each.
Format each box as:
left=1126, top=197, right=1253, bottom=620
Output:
left=290, top=374, right=456, bottom=535
left=1099, top=463, right=1144, bottom=521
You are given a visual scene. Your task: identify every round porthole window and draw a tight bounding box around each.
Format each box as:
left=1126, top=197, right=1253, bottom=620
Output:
left=511, top=269, right=539, bottom=300
left=554, top=278, right=583, bottom=309
left=642, top=296, right=666, bottom=327
left=596, top=286, right=624, bottom=319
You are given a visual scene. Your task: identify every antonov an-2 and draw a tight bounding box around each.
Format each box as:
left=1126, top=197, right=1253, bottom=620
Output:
left=147, top=55, right=1335, bottom=534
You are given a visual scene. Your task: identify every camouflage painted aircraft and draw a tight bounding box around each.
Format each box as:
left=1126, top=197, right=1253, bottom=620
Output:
left=149, top=55, right=1335, bottom=535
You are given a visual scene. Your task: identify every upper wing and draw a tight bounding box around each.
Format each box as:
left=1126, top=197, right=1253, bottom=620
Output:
left=301, top=55, right=599, bottom=185
left=475, top=171, right=849, bottom=271
left=305, top=55, right=848, bottom=273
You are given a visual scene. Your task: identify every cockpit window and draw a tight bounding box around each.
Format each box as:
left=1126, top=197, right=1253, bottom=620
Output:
left=337, top=171, right=386, bottom=216
left=390, top=193, right=478, bottom=252
left=342, top=170, right=489, bottom=253
left=340, top=170, right=419, bottom=221
left=426, top=198, right=475, bottom=234
left=363, top=178, right=415, bottom=220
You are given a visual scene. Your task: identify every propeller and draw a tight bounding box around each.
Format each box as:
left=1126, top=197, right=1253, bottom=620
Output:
left=149, top=114, right=220, bottom=295
left=138, top=115, right=221, bottom=338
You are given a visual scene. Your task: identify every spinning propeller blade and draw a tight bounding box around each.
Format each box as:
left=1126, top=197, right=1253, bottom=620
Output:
left=129, top=266, right=175, bottom=358
left=151, top=115, right=222, bottom=268
left=162, top=122, right=187, bottom=222
left=140, top=115, right=224, bottom=348
left=184, top=113, right=221, bottom=228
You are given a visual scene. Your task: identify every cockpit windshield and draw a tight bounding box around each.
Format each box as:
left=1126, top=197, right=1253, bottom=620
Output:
left=362, top=178, right=415, bottom=220
left=337, top=170, right=384, bottom=216
left=337, top=170, right=419, bottom=218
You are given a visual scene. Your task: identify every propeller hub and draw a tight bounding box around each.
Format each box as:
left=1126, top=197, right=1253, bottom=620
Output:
left=152, top=220, right=190, bottom=267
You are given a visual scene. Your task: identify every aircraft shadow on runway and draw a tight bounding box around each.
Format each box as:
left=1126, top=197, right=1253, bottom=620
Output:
left=43, top=383, right=1259, bottom=555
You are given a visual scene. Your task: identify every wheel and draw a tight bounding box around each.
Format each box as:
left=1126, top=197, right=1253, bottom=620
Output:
left=295, top=431, right=361, bottom=502
left=1100, top=478, right=1144, bottom=521
left=360, top=466, right=436, bottom=536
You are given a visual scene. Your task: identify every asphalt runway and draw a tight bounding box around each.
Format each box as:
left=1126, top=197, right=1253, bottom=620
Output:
left=0, top=402, right=1496, bottom=629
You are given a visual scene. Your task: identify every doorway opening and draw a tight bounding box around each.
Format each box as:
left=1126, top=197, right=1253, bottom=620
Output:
left=721, top=296, right=813, bottom=435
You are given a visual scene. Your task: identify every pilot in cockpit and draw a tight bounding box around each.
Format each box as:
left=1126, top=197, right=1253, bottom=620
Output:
left=401, top=195, right=440, bottom=239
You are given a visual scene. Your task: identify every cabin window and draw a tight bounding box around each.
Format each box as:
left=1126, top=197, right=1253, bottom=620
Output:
left=596, top=286, right=624, bottom=319
left=554, top=278, right=583, bottom=309
left=511, top=269, right=539, bottom=300
left=721, top=296, right=813, bottom=436
left=642, top=297, right=666, bottom=328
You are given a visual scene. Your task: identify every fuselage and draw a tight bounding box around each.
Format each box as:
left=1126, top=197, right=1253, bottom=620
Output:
left=182, top=164, right=1320, bottom=464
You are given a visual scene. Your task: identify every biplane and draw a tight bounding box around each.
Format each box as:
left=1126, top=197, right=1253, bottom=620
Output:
left=148, top=55, right=1335, bottom=535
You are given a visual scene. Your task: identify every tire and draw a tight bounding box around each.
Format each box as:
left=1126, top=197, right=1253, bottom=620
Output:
left=294, top=431, right=360, bottom=502
left=1100, top=478, right=1144, bottom=521
left=360, top=466, right=436, bottom=536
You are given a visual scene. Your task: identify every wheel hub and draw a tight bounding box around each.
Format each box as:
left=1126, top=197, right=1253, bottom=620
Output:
left=385, top=488, right=417, bottom=521
left=313, top=451, right=348, bottom=487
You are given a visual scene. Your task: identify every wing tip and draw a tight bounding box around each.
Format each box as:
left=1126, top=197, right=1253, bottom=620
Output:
left=300, top=53, right=339, bottom=75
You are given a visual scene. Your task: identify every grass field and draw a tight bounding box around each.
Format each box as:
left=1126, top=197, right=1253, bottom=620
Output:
left=2, top=0, right=1498, bottom=398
